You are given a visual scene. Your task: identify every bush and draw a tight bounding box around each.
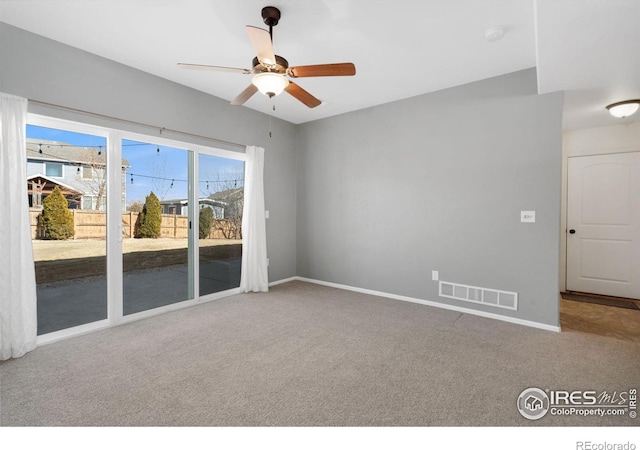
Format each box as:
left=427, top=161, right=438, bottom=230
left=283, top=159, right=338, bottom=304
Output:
left=137, top=191, right=162, bottom=238
left=199, top=206, right=214, bottom=239
left=41, top=186, right=75, bottom=240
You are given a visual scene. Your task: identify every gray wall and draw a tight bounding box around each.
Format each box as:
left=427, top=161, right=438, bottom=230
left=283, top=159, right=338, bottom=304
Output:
left=0, top=22, right=297, bottom=282
left=296, top=69, right=563, bottom=326
left=1, top=22, right=564, bottom=326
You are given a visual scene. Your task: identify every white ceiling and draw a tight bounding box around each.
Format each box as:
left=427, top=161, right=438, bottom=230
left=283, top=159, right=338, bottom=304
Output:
left=0, top=0, right=638, bottom=129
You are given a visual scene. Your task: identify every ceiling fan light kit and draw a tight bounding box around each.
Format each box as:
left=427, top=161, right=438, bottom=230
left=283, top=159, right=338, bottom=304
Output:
left=606, top=99, right=640, bottom=118
left=178, top=5, right=356, bottom=108
left=252, top=72, right=289, bottom=97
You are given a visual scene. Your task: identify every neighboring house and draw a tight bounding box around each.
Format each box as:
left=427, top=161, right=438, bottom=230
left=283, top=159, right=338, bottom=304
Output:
left=160, top=188, right=244, bottom=220
left=208, top=188, right=244, bottom=221
left=160, top=198, right=226, bottom=218
left=160, top=189, right=244, bottom=239
left=26, top=138, right=129, bottom=211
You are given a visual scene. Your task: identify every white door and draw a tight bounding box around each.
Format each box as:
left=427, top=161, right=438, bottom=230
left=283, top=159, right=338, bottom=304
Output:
left=567, top=152, right=640, bottom=299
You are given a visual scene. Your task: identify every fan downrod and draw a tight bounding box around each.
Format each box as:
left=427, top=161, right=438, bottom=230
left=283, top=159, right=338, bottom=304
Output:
left=261, top=6, right=281, bottom=27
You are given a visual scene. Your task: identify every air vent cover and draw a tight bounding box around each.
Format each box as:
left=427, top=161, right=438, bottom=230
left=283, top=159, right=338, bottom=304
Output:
left=439, top=281, right=518, bottom=311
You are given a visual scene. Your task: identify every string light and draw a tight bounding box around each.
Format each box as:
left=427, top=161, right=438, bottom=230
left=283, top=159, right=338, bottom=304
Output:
left=29, top=141, right=165, bottom=169
left=124, top=172, right=243, bottom=186
left=30, top=138, right=246, bottom=189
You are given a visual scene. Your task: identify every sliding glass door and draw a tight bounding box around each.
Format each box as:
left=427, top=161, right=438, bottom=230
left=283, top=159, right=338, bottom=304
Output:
left=28, top=115, right=246, bottom=340
left=198, top=153, right=244, bottom=296
left=26, top=122, right=109, bottom=335
left=121, top=139, right=195, bottom=316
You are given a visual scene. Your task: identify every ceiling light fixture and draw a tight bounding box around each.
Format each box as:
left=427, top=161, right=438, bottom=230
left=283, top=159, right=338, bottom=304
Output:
left=252, top=72, right=289, bottom=98
left=606, top=100, right=640, bottom=118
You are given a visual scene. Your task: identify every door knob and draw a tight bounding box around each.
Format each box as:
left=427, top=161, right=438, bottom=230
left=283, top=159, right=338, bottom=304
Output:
left=569, top=229, right=576, bottom=234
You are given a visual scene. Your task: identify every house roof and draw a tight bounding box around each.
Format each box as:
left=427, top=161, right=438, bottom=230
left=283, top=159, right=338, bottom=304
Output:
left=27, top=173, right=83, bottom=195
left=26, top=138, right=129, bottom=167
left=160, top=198, right=227, bottom=207
left=209, top=188, right=243, bottom=203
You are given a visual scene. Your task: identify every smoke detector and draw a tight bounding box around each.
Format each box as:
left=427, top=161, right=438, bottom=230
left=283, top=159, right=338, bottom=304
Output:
left=485, top=27, right=505, bottom=42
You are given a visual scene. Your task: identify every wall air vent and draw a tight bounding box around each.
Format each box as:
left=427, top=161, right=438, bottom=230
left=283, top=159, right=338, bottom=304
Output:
left=439, top=281, right=518, bottom=311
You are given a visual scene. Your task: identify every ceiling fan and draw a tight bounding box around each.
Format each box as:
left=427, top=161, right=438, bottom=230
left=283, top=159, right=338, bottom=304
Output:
left=178, top=6, right=356, bottom=108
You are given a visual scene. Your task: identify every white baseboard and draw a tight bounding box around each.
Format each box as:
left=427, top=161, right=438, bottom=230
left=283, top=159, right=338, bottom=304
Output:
left=293, top=276, right=561, bottom=333
left=269, top=276, right=298, bottom=287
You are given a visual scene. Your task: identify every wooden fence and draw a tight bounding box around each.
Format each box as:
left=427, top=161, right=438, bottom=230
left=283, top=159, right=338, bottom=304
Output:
left=30, top=208, right=240, bottom=240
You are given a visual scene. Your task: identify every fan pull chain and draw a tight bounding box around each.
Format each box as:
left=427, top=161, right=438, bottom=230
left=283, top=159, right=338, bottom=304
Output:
left=269, top=97, right=275, bottom=138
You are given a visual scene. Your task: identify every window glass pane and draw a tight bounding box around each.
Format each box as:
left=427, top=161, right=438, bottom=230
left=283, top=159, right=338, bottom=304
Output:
left=27, top=124, right=108, bottom=335
left=45, top=163, right=62, bottom=177
left=122, top=140, right=193, bottom=315
left=198, top=153, right=244, bottom=296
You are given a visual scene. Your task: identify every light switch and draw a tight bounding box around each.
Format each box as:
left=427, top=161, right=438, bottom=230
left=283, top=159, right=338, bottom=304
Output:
left=521, top=211, right=535, bottom=223
left=265, top=210, right=270, bottom=219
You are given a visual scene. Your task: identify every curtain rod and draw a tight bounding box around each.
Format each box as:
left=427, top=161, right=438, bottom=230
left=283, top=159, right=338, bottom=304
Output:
left=28, top=99, right=247, bottom=150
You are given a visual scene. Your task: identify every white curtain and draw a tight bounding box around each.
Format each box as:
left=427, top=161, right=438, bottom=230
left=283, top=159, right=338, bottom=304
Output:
left=0, top=93, right=37, bottom=360
left=240, top=145, right=269, bottom=292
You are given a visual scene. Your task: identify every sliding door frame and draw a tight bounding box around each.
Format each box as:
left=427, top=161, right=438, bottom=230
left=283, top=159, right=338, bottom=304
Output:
left=30, top=114, right=246, bottom=345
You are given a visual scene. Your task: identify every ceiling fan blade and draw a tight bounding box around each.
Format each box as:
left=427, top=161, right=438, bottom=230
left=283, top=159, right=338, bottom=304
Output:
left=177, top=63, right=252, bottom=74
left=246, top=25, right=276, bottom=66
left=230, top=84, right=259, bottom=105
left=285, top=82, right=322, bottom=108
left=287, top=63, right=356, bottom=78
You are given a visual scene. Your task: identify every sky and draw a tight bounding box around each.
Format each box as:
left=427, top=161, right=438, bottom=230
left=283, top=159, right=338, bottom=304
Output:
left=27, top=124, right=245, bottom=206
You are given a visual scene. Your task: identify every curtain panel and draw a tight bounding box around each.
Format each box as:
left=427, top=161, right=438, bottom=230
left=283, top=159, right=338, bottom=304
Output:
left=0, top=93, right=37, bottom=360
left=239, top=145, right=268, bottom=292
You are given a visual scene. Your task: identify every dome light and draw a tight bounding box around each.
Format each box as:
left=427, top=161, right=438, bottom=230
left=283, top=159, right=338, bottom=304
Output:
left=606, top=100, right=640, bottom=118
left=252, top=73, right=289, bottom=98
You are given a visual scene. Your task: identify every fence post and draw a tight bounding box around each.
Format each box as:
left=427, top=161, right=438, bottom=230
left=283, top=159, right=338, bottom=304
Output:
left=173, top=214, right=177, bottom=239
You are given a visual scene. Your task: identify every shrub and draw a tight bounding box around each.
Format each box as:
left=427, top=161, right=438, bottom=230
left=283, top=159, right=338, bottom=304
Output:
left=137, top=191, right=162, bottom=238
left=41, top=186, right=75, bottom=240
left=199, top=206, right=214, bottom=239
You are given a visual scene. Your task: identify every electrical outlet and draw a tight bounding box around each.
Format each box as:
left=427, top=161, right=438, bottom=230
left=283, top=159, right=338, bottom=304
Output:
left=432, top=270, right=439, bottom=281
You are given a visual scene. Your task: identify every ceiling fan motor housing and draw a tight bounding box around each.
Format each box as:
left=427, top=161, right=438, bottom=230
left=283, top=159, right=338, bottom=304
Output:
left=252, top=55, right=289, bottom=74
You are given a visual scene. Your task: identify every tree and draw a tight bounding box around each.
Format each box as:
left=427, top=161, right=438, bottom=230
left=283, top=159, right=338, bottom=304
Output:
left=41, top=186, right=75, bottom=240
left=74, top=147, right=107, bottom=211
left=137, top=191, right=162, bottom=238
left=204, top=168, right=244, bottom=240
left=127, top=200, right=144, bottom=213
left=199, top=206, right=214, bottom=239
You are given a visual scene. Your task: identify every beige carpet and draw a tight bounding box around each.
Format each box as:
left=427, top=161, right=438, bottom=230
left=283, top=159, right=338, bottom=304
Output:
left=1, top=280, right=638, bottom=426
